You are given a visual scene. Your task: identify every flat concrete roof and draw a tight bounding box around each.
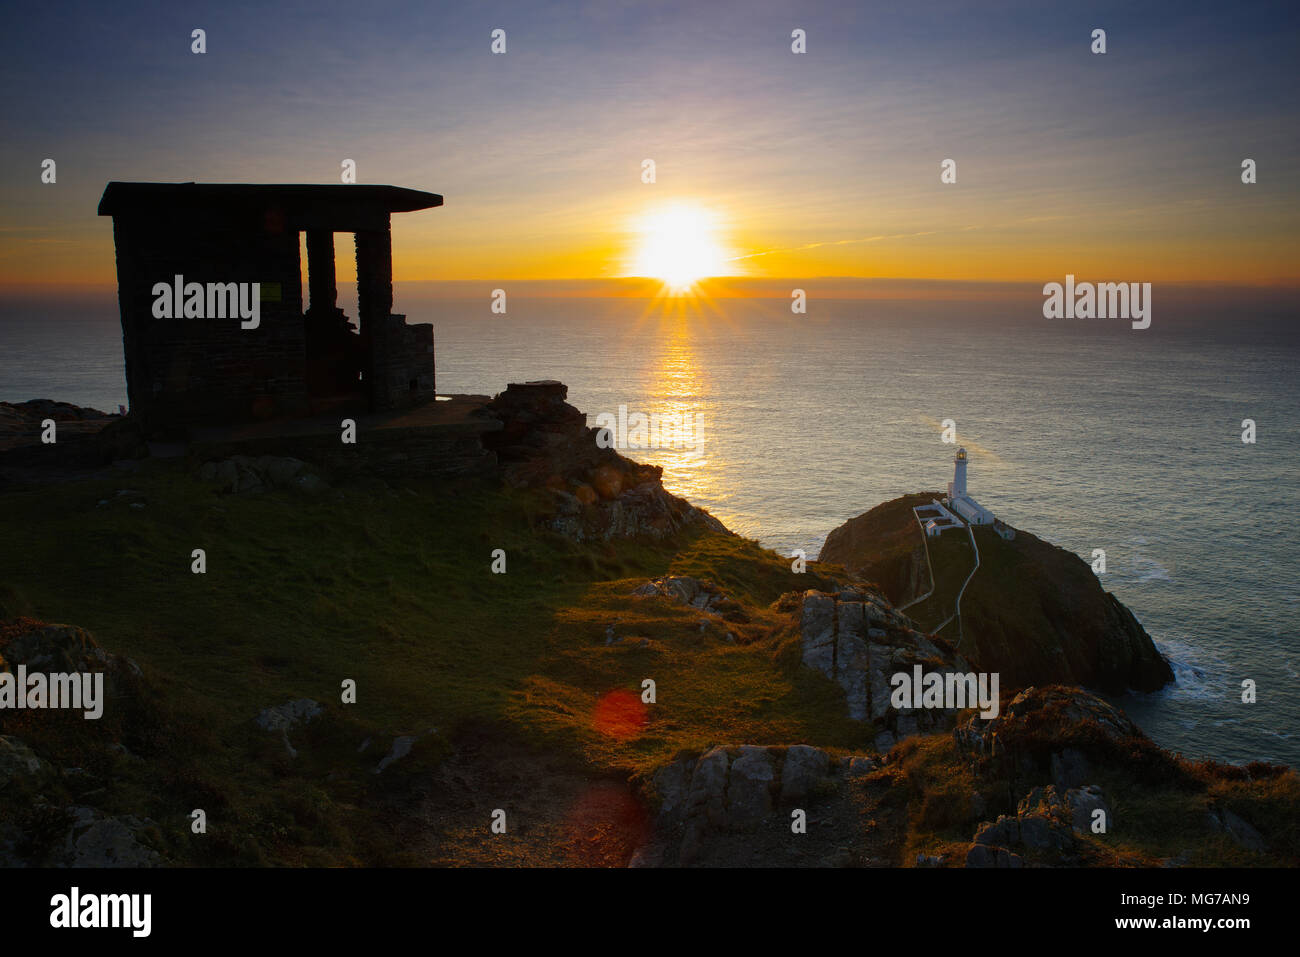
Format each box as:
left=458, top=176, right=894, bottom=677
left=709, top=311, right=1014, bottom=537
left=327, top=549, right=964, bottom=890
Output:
left=98, top=182, right=443, bottom=217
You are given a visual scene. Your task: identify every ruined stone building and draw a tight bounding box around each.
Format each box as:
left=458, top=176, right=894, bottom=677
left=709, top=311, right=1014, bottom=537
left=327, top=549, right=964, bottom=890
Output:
left=98, top=182, right=442, bottom=432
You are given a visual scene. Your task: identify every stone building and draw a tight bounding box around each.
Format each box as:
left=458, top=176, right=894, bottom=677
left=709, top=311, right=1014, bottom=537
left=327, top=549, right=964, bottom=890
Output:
left=97, top=182, right=442, bottom=432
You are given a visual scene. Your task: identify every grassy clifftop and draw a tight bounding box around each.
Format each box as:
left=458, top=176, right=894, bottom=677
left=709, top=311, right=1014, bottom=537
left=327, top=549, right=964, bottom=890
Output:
left=0, top=440, right=1291, bottom=868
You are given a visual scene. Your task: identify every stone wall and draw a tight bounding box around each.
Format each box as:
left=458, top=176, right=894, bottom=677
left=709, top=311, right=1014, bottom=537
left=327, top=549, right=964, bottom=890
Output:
left=374, top=315, right=436, bottom=409
left=110, top=209, right=309, bottom=432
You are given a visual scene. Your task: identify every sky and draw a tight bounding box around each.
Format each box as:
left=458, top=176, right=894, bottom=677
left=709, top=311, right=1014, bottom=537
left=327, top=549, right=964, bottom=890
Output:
left=2, top=0, right=1298, bottom=290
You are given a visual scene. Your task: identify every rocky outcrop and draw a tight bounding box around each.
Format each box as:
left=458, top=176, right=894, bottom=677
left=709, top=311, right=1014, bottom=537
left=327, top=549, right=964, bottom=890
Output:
left=965, top=782, right=1114, bottom=868
left=0, top=736, right=48, bottom=789
left=60, top=806, right=160, bottom=867
left=485, top=381, right=727, bottom=541
left=632, top=744, right=881, bottom=867
left=196, top=454, right=328, bottom=494
left=798, top=586, right=972, bottom=747
left=0, top=400, right=147, bottom=468
left=631, top=576, right=742, bottom=619
left=0, top=621, right=144, bottom=695
left=819, top=494, right=1173, bottom=693
left=255, top=698, right=323, bottom=758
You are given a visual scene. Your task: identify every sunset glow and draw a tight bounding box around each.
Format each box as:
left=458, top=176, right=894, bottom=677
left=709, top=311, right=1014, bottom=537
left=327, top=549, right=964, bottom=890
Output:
left=629, top=204, right=733, bottom=292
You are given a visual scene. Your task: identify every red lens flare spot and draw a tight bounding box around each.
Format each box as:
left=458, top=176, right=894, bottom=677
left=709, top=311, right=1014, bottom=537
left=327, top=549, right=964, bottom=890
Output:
left=592, top=688, right=648, bottom=740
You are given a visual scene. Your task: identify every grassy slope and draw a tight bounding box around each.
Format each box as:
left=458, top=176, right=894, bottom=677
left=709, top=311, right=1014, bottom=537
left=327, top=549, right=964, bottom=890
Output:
left=2, top=461, right=1296, bottom=867
left=0, top=459, right=856, bottom=863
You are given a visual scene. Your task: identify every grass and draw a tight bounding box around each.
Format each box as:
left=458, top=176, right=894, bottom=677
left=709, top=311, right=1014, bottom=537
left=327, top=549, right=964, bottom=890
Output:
left=0, top=458, right=863, bottom=862
left=3, top=459, right=1296, bottom=867
left=903, top=528, right=976, bottom=644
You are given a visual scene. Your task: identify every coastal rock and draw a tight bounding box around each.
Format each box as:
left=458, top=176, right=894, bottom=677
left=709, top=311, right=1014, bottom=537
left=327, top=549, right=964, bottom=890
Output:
left=482, top=382, right=727, bottom=542
left=818, top=493, right=1174, bottom=693
left=0, top=400, right=147, bottom=469
left=954, top=685, right=1145, bottom=767
left=797, top=588, right=970, bottom=743
left=967, top=786, right=1079, bottom=866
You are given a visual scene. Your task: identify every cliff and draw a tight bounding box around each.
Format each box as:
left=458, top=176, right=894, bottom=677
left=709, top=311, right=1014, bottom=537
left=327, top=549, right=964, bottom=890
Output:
left=818, top=494, right=1174, bottom=693
left=2, top=388, right=1288, bottom=871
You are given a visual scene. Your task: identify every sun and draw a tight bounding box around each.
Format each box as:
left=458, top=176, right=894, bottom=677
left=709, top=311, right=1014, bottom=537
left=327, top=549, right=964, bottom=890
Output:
left=631, top=204, right=730, bottom=292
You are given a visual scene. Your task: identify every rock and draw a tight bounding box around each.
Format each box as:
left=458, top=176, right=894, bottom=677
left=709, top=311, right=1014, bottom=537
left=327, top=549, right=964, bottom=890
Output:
left=686, top=747, right=730, bottom=826
left=0, top=736, right=47, bottom=788
left=640, top=745, right=881, bottom=866
left=726, top=746, right=775, bottom=826
left=627, top=843, right=663, bottom=868
left=844, top=756, right=878, bottom=778
left=62, top=807, right=160, bottom=867
left=651, top=756, right=695, bottom=816
left=799, top=594, right=837, bottom=675
left=868, top=644, right=894, bottom=721
left=955, top=686, right=1148, bottom=777
left=896, top=713, right=919, bottom=741
left=780, top=745, right=831, bottom=802
left=295, top=472, right=328, bottom=494
left=1207, top=806, right=1266, bottom=853
left=0, top=622, right=142, bottom=701
left=1051, top=748, right=1092, bottom=789
left=254, top=698, right=322, bottom=758
left=3, top=622, right=100, bottom=672
left=970, top=786, right=1078, bottom=864
left=591, top=464, right=624, bottom=500
left=197, top=455, right=324, bottom=495
left=818, top=493, right=1174, bottom=693
left=1066, top=785, right=1112, bottom=835
left=374, top=729, right=436, bottom=773
left=0, top=400, right=147, bottom=467
left=376, top=736, right=416, bottom=773
left=965, top=843, right=1023, bottom=868
left=633, top=577, right=733, bottom=616
left=797, top=589, right=968, bottom=735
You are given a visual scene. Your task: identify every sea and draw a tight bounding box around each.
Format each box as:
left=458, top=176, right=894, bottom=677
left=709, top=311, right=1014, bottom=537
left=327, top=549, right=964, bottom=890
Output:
left=2, top=294, right=1297, bottom=768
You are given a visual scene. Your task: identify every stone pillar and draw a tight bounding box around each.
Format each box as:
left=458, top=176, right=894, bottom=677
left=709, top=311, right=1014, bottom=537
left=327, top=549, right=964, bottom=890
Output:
left=355, top=223, right=393, bottom=410
left=305, top=229, right=336, bottom=315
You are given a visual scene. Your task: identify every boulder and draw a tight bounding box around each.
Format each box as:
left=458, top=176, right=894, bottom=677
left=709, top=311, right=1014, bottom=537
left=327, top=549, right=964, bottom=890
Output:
left=781, top=745, right=831, bottom=801
left=0, top=736, right=47, bottom=789
left=726, top=747, right=775, bottom=826
left=255, top=698, right=322, bottom=758
left=197, top=455, right=325, bottom=495
left=61, top=806, right=159, bottom=867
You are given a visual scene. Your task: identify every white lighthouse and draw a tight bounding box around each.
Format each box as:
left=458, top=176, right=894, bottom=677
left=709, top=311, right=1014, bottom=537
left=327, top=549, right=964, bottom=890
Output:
left=949, top=447, right=969, bottom=499
left=946, top=446, right=996, bottom=526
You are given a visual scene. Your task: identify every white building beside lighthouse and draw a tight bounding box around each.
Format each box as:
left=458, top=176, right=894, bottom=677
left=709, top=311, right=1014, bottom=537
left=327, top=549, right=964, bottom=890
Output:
left=946, top=448, right=996, bottom=526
